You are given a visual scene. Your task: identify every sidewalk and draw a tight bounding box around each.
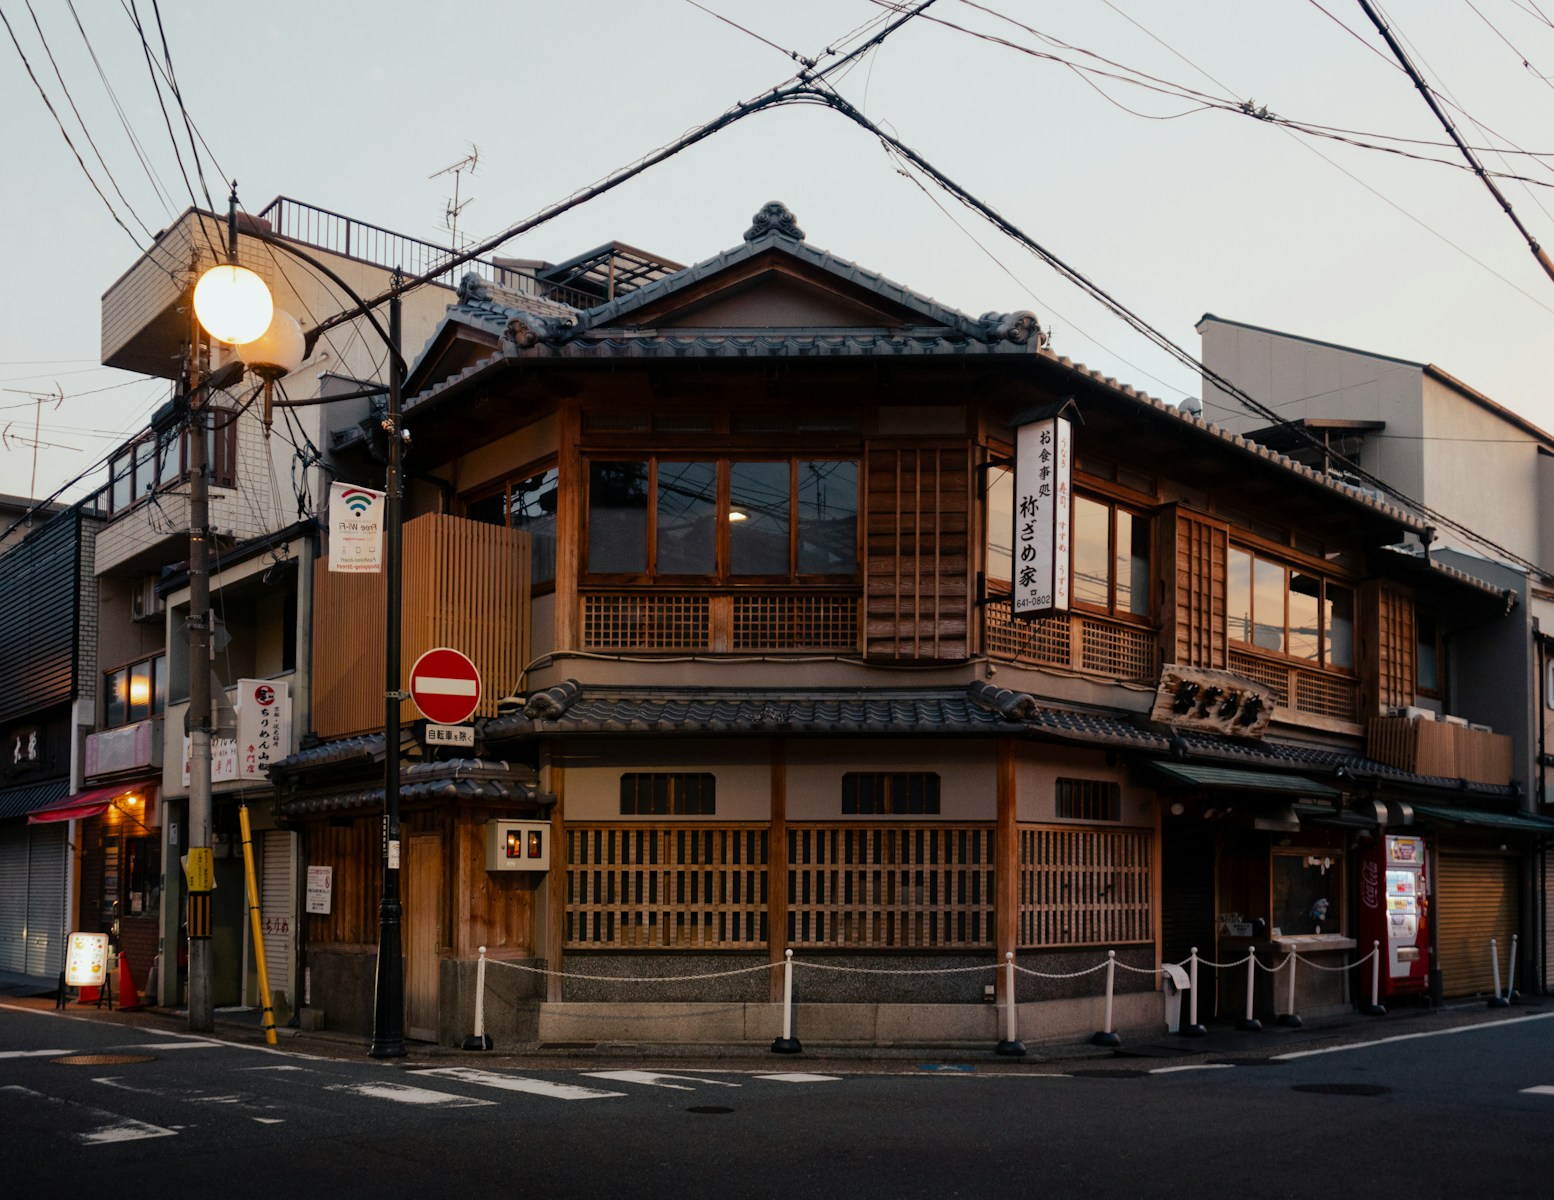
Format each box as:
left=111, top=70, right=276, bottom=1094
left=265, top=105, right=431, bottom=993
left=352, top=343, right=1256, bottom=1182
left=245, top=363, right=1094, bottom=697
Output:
left=6, top=985, right=1543, bottom=1073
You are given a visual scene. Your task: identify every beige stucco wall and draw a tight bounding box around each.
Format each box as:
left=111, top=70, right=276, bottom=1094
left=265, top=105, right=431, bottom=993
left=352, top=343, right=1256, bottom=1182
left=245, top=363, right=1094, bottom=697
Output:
left=1014, top=742, right=1152, bottom=827
left=562, top=738, right=772, bottom=820
left=787, top=739, right=994, bottom=821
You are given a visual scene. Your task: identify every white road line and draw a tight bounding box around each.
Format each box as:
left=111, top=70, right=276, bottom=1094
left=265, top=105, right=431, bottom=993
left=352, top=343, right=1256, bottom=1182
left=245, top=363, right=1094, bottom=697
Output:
left=584, top=1070, right=741, bottom=1091
left=253, top=1117, right=286, bottom=1124
left=417, top=1066, right=624, bottom=1100
left=1149, top=1064, right=1236, bottom=1075
left=1273, top=1012, right=1554, bottom=1060
left=1520, top=1085, right=1554, bottom=1096
left=329, top=1082, right=495, bottom=1108
left=755, top=1073, right=843, bottom=1083
left=109, top=1041, right=221, bottom=1051
left=0, top=1049, right=75, bottom=1059
left=2, top=1085, right=177, bottom=1145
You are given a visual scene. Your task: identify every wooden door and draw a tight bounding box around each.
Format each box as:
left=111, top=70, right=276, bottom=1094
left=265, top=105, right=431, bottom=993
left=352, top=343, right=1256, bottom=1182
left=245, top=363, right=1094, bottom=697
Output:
left=403, top=833, right=441, bottom=1042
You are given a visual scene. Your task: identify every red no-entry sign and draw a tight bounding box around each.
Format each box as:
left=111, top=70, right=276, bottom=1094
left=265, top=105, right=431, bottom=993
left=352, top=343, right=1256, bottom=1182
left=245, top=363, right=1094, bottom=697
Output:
left=408, top=647, right=481, bottom=725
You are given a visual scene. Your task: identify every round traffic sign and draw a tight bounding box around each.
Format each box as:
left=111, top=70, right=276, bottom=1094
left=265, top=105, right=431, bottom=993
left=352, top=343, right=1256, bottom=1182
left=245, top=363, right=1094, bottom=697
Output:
left=408, top=647, right=481, bottom=725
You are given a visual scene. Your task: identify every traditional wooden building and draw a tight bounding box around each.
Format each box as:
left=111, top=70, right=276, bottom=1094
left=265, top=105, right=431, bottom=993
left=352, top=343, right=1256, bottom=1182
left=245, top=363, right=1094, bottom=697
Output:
left=273, top=204, right=1541, bottom=1046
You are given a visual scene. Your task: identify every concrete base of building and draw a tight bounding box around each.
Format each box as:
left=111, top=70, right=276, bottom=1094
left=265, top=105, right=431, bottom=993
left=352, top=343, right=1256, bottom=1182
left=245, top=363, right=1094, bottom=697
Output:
left=534, top=992, right=1164, bottom=1049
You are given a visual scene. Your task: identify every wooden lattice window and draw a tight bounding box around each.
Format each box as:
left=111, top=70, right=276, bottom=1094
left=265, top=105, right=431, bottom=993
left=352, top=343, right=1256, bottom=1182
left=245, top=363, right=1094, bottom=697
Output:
left=1018, top=825, right=1152, bottom=948
left=565, top=824, right=768, bottom=949
left=786, top=824, right=995, bottom=949
left=1055, top=778, right=1121, bottom=822
left=842, top=772, right=941, bottom=815
left=620, top=773, right=716, bottom=816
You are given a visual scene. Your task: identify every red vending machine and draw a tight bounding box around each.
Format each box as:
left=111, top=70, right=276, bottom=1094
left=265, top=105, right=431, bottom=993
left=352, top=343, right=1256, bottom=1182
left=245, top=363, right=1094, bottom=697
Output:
left=1358, top=834, right=1430, bottom=998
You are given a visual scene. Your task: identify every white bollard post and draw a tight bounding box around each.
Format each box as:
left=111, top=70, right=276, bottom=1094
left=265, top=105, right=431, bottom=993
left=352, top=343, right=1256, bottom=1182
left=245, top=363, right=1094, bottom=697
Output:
left=771, top=949, right=802, bottom=1053
left=1361, top=939, right=1386, bottom=1015
left=462, top=945, right=493, bottom=1050
left=1181, top=947, right=1206, bottom=1037
left=1488, top=936, right=1510, bottom=1008
left=1276, top=952, right=1302, bottom=1028
left=1505, top=934, right=1519, bottom=1004
left=1237, top=945, right=1262, bottom=1031
left=1091, top=950, right=1122, bottom=1047
left=997, top=951, right=1026, bottom=1056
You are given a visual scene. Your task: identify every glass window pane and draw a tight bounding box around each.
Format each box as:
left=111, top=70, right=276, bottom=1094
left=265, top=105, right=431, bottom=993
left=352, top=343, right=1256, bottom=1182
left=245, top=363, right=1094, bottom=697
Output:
left=1117, top=510, right=1151, bottom=617
left=1327, top=583, right=1355, bottom=670
left=156, top=429, right=179, bottom=489
left=510, top=468, right=560, bottom=584
left=655, top=461, right=717, bottom=575
left=1072, top=495, right=1110, bottom=607
left=1289, top=572, right=1321, bottom=662
left=110, top=454, right=133, bottom=514
left=797, top=460, right=858, bottom=575
left=152, top=655, right=168, bottom=716
left=128, top=661, right=154, bottom=722
left=986, top=466, right=1013, bottom=585
left=1253, top=558, right=1286, bottom=653
left=587, top=461, right=649, bottom=574
left=133, top=438, right=155, bottom=502
left=1228, top=548, right=1252, bottom=643
left=730, top=461, right=790, bottom=575
left=465, top=490, right=507, bottom=526
left=105, top=669, right=127, bottom=728
left=1416, top=610, right=1439, bottom=692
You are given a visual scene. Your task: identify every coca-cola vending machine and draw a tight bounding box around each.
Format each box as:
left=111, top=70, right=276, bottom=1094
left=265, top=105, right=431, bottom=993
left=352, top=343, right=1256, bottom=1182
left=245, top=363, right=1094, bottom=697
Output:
left=1358, top=834, right=1430, bottom=998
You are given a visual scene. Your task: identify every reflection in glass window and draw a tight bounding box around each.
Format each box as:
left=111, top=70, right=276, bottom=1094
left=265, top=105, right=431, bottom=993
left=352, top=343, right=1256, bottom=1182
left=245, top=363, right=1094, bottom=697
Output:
left=1230, top=547, right=1355, bottom=672
left=509, top=468, right=559, bottom=584
left=1327, top=584, right=1355, bottom=670
left=1073, top=495, right=1110, bottom=607
left=656, top=461, right=717, bottom=575
left=587, top=461, right=649, bottom=574
left=1228, top=548, right=1252, bottom=644
left=730, top=461, right=790, bottom=576
left=1417, top=609, right=1440, bottom=693
left=986, top=465, right=1013, bottom=584
left=1253, top=558, right=1286, bottom=652
left=1116, top=509, right=1150, bottom=617
left=1072, top=495, right=1151, bottom=617
left=1289, top=572, right=1321, bottom=662
left=797, top=461, right=858, bottom=575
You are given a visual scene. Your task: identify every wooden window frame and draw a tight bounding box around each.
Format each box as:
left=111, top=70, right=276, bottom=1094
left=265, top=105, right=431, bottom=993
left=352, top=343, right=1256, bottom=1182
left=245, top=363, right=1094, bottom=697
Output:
left=1071, top=491, right=1153, bottom=624
left=103, top=652, right=167, bottom=728
left=1054, top=777, right=1122, bottom=822
left=841, top=772, right=942, bottom=815
left=462, top=459, right=559, bottom=592
left=1228, top=544, right=1357, bottom=675
left=619, top=772, right=717, bottom=816
left=107, top=416, right=237, bottom=517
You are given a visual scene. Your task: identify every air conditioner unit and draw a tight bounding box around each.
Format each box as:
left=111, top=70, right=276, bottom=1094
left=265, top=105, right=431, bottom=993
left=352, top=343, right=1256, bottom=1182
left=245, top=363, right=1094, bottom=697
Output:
left=130, top=575, right=164, bottom=623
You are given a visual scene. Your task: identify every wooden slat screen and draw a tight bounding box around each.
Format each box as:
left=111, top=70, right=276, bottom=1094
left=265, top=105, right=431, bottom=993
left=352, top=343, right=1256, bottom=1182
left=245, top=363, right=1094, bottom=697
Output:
left=1376, top=583, right=1415, bottom=714
left=985, top=602, right=1157, bottom=681
left=313, top=514, right=529, bottom=738
left=1229, top=649, right=1359, bottom=722
left=864, top=444, right=970, bottom=661
left=565, top=824, right=768, bottom=949
left=1019, top=825, right=1153, bottom=948
left=1172, top=510, right=1227, bottom=670
left=302, top=816, right=382, bottom=947
left=786, top=824, right=995, bottom=949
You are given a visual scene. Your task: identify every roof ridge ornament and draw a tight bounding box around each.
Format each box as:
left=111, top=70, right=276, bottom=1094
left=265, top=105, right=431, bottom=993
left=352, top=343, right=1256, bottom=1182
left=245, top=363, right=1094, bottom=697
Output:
left=745, top=201, right=805, bottom=243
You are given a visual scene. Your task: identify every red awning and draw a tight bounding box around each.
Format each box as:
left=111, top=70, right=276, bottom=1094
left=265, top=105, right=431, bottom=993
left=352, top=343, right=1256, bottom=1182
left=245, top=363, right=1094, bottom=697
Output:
left=27, top=784, right=132, bottom=824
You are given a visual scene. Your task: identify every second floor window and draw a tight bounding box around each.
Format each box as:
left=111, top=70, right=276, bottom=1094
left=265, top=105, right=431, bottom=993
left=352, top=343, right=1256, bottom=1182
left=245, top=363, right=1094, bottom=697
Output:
left=1228, top=547, right=1355, bottom=670
left=104, top=654, right=167, bottom=728
left=1072, top=495, right=1150, bottom=618
left=108, top=416, right=237, bottom=516
left=465, top=465, right=559, bottom=585
left=586, top=458, right=859, bottom=582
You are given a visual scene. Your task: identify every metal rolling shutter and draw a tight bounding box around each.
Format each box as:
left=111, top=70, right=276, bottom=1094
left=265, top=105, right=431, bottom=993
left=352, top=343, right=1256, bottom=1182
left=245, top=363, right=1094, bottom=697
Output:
left=1436, top=853, right=1518, bottom=997
left=0, top=829, right=27, bottom=974
left=260, top=830, right=296, bottom=1005
left=24, top=825, right=66, bottom=978
left=1544, top=851, right=1554, bottom=991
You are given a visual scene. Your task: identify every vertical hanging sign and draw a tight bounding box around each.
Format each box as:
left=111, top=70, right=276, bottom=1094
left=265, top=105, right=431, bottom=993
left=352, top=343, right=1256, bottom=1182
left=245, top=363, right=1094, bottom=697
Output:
left=1012, top=414, right=1072, bottom=619
left=328, top=482, right=386, bottom=573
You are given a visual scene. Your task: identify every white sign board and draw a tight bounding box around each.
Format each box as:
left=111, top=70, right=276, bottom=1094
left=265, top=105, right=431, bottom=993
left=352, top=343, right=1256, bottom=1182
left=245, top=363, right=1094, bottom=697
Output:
left=305, top=865, right=333, bottom=915
left=184, top=679, right=292, bottom=786
left=1012, top=415, right=1072, bottom=618
left=328, top=482, right=386, bottom=573
left=425, top=723, right=475, bottom=748
left=65, top=931, right=110, bottom=987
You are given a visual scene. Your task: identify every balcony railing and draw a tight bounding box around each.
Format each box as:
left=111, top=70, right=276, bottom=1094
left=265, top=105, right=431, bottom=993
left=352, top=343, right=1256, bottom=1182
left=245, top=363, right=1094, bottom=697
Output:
left=1228, top=648, right=1358, bottom=723
left=985, top=601, right=1157, bottom=682
left=579, top=590, right=860, bottom=654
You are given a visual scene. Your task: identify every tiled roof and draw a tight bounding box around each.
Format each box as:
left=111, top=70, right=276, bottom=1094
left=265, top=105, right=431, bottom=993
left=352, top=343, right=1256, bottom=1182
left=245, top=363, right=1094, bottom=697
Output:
left=274, top=756, right=548, bottom=817
left=494, top=331, right=1034, bottom=362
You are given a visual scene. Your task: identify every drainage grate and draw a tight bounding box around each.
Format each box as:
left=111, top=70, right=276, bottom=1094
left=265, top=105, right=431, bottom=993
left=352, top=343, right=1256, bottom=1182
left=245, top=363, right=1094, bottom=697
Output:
left=52, top=1054, right=156, bottom=1066
left=1292, top=1083, right=1392, bottom=1097
left=686, top=1106, right=735, bottom=1115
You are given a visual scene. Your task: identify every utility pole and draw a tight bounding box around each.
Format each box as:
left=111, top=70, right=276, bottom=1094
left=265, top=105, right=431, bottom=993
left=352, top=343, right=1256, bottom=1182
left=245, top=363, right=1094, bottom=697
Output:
left=186, top=302, right=214, bottom=1034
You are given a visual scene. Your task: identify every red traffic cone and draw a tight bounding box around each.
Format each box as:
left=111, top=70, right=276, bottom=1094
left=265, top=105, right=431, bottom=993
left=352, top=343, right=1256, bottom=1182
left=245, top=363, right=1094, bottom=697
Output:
left=117, top=953, right=142, bottom=1011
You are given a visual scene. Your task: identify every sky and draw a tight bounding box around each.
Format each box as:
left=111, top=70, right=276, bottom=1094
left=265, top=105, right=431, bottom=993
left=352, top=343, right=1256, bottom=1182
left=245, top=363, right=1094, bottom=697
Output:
left=2, top=0, right=1552, bottom=505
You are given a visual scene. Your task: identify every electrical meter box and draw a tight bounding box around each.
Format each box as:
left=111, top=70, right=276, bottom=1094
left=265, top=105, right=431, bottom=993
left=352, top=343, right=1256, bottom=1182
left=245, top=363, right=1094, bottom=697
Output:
left=486, top=820, right=550, bottom=872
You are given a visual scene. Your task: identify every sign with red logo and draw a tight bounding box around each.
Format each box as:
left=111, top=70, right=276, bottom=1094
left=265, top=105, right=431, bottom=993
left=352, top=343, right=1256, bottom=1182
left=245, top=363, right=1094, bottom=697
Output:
left=408, top=648, right=481, bottom=726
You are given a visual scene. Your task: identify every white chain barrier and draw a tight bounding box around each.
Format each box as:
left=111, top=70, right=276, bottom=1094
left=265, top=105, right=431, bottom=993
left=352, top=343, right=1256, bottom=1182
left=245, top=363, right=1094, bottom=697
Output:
left=465, top=940, right=1405, bottom=1052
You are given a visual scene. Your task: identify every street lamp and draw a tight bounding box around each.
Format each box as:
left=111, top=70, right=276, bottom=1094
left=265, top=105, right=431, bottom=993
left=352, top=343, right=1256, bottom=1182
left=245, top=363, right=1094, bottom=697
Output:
left=192, top=188, right=409, bottom=1058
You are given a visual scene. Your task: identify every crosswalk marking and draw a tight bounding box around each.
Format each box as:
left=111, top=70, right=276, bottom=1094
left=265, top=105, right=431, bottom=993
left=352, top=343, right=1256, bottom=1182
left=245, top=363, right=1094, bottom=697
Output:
left=330, top=1081, right=495, bottom=1108
left=416, top=1066, right=624, bottom=1101
left=584, top=1070, right=741, bottom=1091
left=3, top=1085, right=178, bottom=1145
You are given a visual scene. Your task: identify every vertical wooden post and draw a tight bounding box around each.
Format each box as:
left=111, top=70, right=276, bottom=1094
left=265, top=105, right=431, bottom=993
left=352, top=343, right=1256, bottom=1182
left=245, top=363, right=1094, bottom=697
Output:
left=769, top=738, right=788, bottom=1003
left=995, top=738, right=1019, bottom=1002
left=546, top=753, right=566, bottom=1004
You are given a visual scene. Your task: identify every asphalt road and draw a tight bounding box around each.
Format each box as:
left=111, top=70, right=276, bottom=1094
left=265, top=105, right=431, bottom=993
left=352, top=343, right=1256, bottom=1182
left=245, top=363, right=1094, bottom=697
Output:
left=3, top=1002, right=1551, bottom=1199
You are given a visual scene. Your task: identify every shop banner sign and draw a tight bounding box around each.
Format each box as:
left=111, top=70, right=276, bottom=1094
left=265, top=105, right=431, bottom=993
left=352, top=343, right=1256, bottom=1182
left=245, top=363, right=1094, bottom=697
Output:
left=328, top=482, right=385, bottom=573
left=1012, top=415, right=1072, bottom=619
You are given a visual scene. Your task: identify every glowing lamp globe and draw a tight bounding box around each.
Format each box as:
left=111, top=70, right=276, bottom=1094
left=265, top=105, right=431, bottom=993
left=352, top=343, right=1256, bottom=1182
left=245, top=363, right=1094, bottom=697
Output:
left=193, top=264, right=274, bottom=345
left=237, top=309, right=306, bottom=379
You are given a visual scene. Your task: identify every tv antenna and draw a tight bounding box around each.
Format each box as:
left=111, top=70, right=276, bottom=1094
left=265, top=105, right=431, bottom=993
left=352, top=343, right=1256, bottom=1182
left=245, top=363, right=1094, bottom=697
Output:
left=1, top=385, right=70, bottom=503
left=430, top=144, right=480, bottom=250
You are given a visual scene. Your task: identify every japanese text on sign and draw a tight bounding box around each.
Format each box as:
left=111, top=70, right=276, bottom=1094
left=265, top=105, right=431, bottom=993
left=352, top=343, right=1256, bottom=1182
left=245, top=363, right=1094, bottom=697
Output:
left=1012, top=415, right=1072, bottom=618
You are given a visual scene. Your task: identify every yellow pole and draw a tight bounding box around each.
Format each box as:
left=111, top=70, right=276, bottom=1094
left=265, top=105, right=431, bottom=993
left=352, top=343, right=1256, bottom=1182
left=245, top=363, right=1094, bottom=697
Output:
left=238, top=804, right=278, bottom=1046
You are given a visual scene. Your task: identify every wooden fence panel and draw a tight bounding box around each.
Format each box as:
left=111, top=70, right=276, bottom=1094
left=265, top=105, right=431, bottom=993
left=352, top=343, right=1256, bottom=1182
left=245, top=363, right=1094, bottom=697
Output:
left=1018, top=825, right=1153, bottom=948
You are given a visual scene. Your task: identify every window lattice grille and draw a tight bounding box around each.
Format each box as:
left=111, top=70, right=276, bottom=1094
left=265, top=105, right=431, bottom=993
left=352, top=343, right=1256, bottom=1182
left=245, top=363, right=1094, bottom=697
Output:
left=1018, top=825, right=1152, bottom=948
left=583, top=593, right=709, bottom=651
left=786, top=824, right=994, bottom=949
left=1228, top=649, right=1358, bottom=721
left=986, top=600, right=1156, bottom=681
left=565, top=824, right=768, bottom=949
left=733, top=594, right=858, bottom=651
left=1055, top=778, right=1121, bottom=822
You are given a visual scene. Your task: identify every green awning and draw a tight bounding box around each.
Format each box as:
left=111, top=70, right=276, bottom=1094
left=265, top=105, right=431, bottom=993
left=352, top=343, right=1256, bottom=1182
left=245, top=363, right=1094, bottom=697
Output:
left=1149, top=761, right=1340, bottom=800
left=1411, top=804, right=1554, bottom=836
